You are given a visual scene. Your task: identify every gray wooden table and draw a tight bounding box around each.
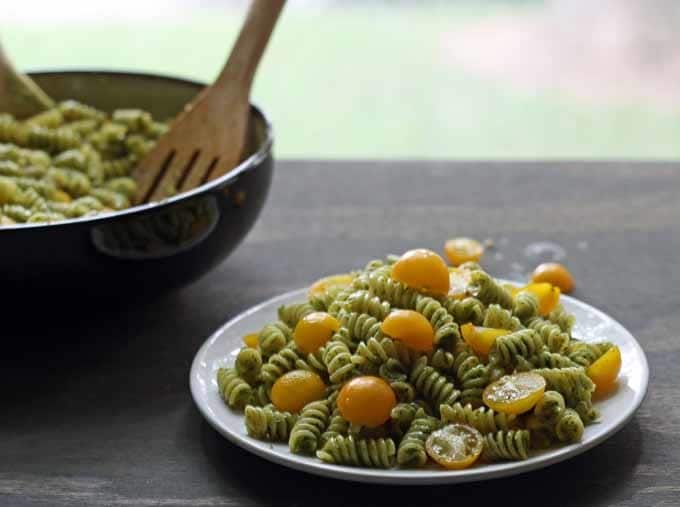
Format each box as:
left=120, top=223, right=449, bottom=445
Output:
left=1, top=161, right=678, bottom=506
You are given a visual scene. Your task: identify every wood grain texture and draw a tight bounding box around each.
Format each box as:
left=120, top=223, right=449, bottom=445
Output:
left=1, top=161, right=678, bottom=506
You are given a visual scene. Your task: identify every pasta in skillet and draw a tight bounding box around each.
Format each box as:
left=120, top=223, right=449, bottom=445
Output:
left=0, top=100, right=168, bottom=226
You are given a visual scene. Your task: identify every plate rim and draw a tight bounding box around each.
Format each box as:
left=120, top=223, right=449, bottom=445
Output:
left=190, top=287, right=649, bottom=485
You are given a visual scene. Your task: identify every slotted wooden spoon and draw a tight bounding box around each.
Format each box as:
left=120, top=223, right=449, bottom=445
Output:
left=133, top=0, right=286, bottom=204
left=0, top=42, right=54, bottom=118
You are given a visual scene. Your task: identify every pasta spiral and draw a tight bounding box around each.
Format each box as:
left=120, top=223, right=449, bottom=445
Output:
left=410, top=357, right=460, bottom=410
left=289, top=400, right=331, bottom=455
left=235, top=347, right=262, bottom=385
left=484, top=430, right=530, bottom=461
left=527, top=317, right=570, bottom=354
left=389, top=380, right=417, bottom=403
left=415, top=295, right=461, bottom=350
left=244, top=405, right=298, bottom=442
left=451, top=345, right=489, bottom=405
left=443, top=296, right=485, bottom=326
left=532, top=367, right=597, bottom=422
left=554, top=408, right=585, bottom=443
left=278, top=302, right=315, bottom=328
left=351, top=336, right=406, bottom=373
left=512, top=291, right=539, bottom=322
left=440, top=402, right=516, bottom=434
left=469, top=271, right=514, bottom=309
left=260, top=345, right=304, bottom=386
left=320, top=411, right=349, bottom=446
left=258, top=321, right=292, bottom=357
left=566, top=341, right=613, bottom=367
left=323, top=336, right=356, bottom=384
left=548, top=305, right=576, bottom=334
left=397, top=415, right=441, bottom=467
left=533, top=390, right=566, bottom=423
left=492, top=329, right=544, bottom=367
left=483, top=304, right=522, bottom=331
left=317, top=435, right=396, bottom=468
left=216, top=368, right=252, bottom=410
left=366, top=267, right=420, bottom=309
left=337, top=310, right=383, bottom=343
left=390, top=403, right=428, bottom=438
left=344, top=290, right=391, bottom=320
left=516, top=350, right=578, bottom=370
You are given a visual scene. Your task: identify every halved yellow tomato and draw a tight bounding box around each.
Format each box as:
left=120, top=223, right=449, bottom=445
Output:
left=461, top=323, right=511, bottom=357
left=448, top=267, right=472, bottom=299
left=517, top=283, right=560, bottom=316
left=308, top=273, right=354, bottom=297
left=425, top=423, right=484, bottom=470
left=483, top=372, right=546, bottom=415
left=587, top=346, right=622, bottom=396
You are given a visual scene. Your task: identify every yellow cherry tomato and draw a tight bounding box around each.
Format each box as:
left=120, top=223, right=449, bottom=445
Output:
left=294, top=312, right=340, bottom=354
left=243, top=333, right=259, bottom=348
left=337, top=376, right=396, bottom=427
left=587, top=346, right=622, bottom=396
left=461, top=323, right=511, bottom=357
left=531, top=263, right=575, bottom=293
left=517, top=283, right=561, bottom=316
left=391, top=249, right=450, bottom=296
left=270, top=370, right=327, bottom=413
left=448, top=267, right=472, bottom=299
left=444, top=238, right=485, bottom=267
left=308, top=273, right=354, bottom=297
left=425, top=424, right=484, bottom=470
left=483, top=372, right=546, bottom=415
left=381, top=310, right=435, bottom=352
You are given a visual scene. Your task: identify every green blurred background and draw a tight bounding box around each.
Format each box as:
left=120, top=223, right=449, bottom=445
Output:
left=4, top=0, right=679, bottom=159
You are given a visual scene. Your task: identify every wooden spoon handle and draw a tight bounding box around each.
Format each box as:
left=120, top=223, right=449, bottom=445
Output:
left=214, top=0, right=286, bottom=95
left=0, top=42, right=54, bottom=118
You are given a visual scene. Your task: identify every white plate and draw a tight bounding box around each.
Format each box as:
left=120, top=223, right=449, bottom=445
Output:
left=190, top=288, right=649, bottom=485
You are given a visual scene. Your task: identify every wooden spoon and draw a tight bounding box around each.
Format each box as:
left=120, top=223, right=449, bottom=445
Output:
left=0, top=42, right=54, bottom=118
left=133, top=0, right=286, bottom=204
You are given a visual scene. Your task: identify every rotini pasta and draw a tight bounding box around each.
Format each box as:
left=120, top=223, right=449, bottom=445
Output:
left=491, top=329, right=544, bottom=367
left=566, top=340, right=613, bottom=367
left=469, top=271, right=514, bottom=309
left=513, top=291, right=540, bottom=323
left=443, top=296, right=485, bottom=326
left=289, top=400, right=331, bottom=455
left=344, top=290, right=391, bottom=320
left=397, top=415, right=441, bottom=467
left=244, top=405, right=298, bottom=441
left=440, top=402, right=516, bottom=434
left=278, top=302, right=315, bottom=328
left=527, top=317, right=570, bottom=354
left=217, top=368, right=252, bottom=410
left=258, top=321, right=292, bottom=357
left=235, top=347, right=262, bottom=385
left=548, top=305, right=576, bottom=334
left=415, top=295, right=461, bottom=350
left=260, top=345, right=305, bottom=386
left=483, top=304, right=523, bottom=331
left=410, top=357, right=460, bottom=410
left=483, top=430, right=530, bottom=461
left=317, top=435, right=396, bottom=468
left=320, top=410, right=350, bottom=446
